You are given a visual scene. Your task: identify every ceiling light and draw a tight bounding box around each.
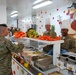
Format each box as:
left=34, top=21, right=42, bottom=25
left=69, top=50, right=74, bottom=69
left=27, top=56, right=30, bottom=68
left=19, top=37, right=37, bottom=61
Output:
left=11, top=11, right=18, bottom=15
left=33, top=0, right=52, bottom=9
left=33, top=0, right=43, bottom=4
left=21, top=19, right=26, bottom=23
left=11, top=13, right=18, bottom=17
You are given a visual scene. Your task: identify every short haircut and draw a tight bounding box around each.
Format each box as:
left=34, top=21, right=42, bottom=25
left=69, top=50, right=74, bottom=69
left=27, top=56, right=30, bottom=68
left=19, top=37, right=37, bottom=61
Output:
left=0, top=24, right=7, bottom=27
left=0, top=24, right=7, bottom=33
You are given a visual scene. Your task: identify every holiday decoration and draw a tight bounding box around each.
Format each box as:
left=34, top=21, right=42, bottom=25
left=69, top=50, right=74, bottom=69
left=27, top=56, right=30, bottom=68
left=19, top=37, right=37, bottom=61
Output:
left=52, top=17, right=54, bottom=19
left=21, top=70, right=24, bottom=74
left=57, top=15, right=62, bottom=25
left=66, top=2, right=76, bottom=19
left=45, top=11, right=47, bottom=14
left=13, top=61, right=15, bottom=65
left=40, top=21, right=42, bottom=23
left=41, top=12, right=42, bottom=14
left=17, top=65, right=19, bottom=70
left=71, top=20, right=76, bottom=31
left=57, top=8, right=59, bottom=11
left=63, top=10, right=65, bottom=13
left=13, top=71, right=16, bottom=75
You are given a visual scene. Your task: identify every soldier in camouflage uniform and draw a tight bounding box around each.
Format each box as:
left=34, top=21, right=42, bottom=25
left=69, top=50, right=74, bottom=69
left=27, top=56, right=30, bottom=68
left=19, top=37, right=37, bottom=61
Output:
left=43, top=24, right=56, bottom=37
left=43, top=24, right=57, bottom=53
left=61, top=28, right=76, bottom=52
left=48, top=24, right=76, bottom=55
left=0, top=24, right=24, bottom=75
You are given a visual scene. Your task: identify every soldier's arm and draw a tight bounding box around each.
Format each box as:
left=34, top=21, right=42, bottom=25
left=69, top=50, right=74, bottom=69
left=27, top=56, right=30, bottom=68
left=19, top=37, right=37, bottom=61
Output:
left=68, top=38, right=76, bottom=52
left=5, top=39, right=24, bottom=53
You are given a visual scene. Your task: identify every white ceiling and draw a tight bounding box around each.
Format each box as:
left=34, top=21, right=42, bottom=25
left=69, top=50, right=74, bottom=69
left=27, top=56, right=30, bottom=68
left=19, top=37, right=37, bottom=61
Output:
left=7, top=0, right=36, bottom=20
left=0, top=0, right=6, bottom=6
left=1, top=0, right=75, bottom=21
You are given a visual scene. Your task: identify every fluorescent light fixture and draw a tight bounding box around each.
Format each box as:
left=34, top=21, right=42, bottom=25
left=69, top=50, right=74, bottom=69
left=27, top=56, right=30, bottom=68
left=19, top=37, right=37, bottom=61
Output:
left=33, top=0, right=43, bottom=4
left=21, top=19, right=26, bottom=23
left=11, top=11, right=18, bottom=15
left=11, top=13, right=18, bottom=17
left=33, top=0, right=52, bottom=9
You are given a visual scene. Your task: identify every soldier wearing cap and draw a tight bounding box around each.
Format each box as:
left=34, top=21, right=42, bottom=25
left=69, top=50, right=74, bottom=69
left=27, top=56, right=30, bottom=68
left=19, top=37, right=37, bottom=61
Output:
left=0, top=24, right=24, bottom=75
left=43, top=18, right=57, bottom=37
left=48, top=20, right=76, bottom=55
left=43, top=18, right=57, bottom=53
left=61, top=20, right=76, bottom=52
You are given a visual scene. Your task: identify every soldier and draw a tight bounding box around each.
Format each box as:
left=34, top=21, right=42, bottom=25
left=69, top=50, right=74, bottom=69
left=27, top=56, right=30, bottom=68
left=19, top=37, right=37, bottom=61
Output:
left=0, top=24, right=24, bottom=75
left=61, top=20, right=76, bottom=52
left=48, top=20, right=76, bottom=55
left=43, top=18, right=57, bottom=37
left=43, top=18, right=57, bottom=53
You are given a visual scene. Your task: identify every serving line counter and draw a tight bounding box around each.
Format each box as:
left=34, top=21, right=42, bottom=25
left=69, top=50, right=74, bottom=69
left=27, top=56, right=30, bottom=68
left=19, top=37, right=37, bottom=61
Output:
left=12, top=37, right=64, bottom=65
left=12, top=56, right=59, bottom=75
left=12, top=37, right=76, bottom=75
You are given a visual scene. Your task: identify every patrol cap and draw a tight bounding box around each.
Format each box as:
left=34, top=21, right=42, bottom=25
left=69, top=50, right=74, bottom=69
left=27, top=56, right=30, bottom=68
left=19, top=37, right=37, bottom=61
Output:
left=0, top=24, right=7, bottom=27
left=60, top=19, right=70, bottom=29
left=45, top=18, right=51, bottom=25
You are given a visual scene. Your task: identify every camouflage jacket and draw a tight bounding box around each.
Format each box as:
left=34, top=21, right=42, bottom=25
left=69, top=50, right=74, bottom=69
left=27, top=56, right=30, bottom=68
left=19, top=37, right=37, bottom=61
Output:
left=43, top=30, right=57, bottom=38
left=0, top=36, right=24, bottom=75
left=43, top=30, right=57, bottom=52
left=61, top=35, right=76, bottom=52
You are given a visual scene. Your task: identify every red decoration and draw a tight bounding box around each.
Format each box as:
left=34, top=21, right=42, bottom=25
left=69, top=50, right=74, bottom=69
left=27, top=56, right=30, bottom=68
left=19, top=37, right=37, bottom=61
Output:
left=70, top=13, right=74, bottom=19
left=59, top=21, right=62, bottom=24
left=45, top=12, right=47, bottom=14
left=57, top=8, right=59, bottom=11
left=41, top=12, right=42, bottom=14
left=52, top=17, right=54, bottom=19
left=71, top=20, right=76, bottom=30
left=66, top=10, right=70, bottom=15
left=17, top=65, right=19, bottom=70
left=63, top=10, right=65, bottom=13
left=57, top=20, right=59, bottom=22
left=13, top=71, right=16, bottom=75
left=40, top=21, right=42, bottom=23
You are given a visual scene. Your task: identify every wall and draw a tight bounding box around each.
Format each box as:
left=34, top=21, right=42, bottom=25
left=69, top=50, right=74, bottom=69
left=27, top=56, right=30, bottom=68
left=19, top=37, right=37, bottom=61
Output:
left=18, top=16, right=32, bottom=32
left=0, top=6, right=7, bottom=24
left=36, top=5, right=76, bottom=36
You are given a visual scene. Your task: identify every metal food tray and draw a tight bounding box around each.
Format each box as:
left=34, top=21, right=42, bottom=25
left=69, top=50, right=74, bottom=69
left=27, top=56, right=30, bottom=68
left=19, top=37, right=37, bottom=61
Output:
left=34, top=56, right=53, bottom=71
left=60, top=54, right=69, bottom=60
left=68, top=56, right=76, bottom=63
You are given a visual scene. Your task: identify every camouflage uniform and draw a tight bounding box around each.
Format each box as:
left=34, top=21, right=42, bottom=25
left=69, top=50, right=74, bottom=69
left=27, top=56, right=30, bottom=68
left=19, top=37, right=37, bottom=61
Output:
left=61, top=35, right=76, bottom=52
left=0, top=36, right=24, bottom=75
left=43, top=30, right=57, bottom=38
left=43, top=30, right=57, bottom=52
